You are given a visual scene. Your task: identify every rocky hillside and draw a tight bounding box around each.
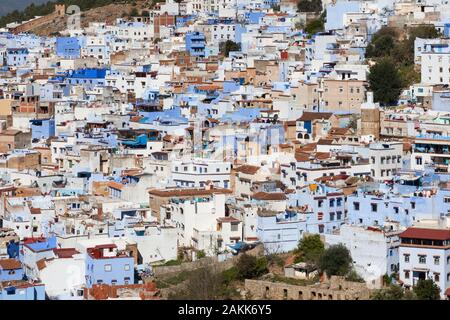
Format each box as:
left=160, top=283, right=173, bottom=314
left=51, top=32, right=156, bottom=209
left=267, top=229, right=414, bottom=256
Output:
left=0, top=0, right=151, bottom=30
left=32, top=2, right=142, bottom=36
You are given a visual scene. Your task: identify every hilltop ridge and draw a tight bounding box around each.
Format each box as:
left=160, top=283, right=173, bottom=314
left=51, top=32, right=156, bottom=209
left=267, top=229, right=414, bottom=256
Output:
left=0, top=0, right=146, bottom=29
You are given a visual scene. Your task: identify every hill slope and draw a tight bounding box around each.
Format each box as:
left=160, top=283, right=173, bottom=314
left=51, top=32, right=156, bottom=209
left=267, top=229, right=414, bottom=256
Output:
left=0, top=0, right=139, bottom=28
left=0, top=0, right=49, bottom=17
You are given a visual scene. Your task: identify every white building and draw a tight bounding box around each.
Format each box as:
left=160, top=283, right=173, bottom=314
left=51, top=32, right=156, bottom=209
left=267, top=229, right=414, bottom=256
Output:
left=398, top=227, right=450, bottom=299
left=420, top=43, right=450, bottom=85
left=368, top=142, right=404, bottom=181
left=326, top=224, right=401, bottom=289
left=171, top=158, right=231, bottom=188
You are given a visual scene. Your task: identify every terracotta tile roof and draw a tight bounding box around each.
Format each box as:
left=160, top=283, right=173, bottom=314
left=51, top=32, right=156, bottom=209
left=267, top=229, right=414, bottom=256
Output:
left=317, top=139, right=334, bottom=145
left=297, top=143, right=317, bottom=152
left=216, top=217, right=240, bottom=223
left=53, top=248, right=80, bottom=258
left=148, top=187, right=233, bottom=197
left=295, top=152, right=311, bottom=162
left=30, top=207, right=41, bottom=214
left=400, top=228, right=450, bottom=241
left=196, top=84, right=222, bottom=91
left=0, top=259, right=22, bottom=270
left=328, top=127, right=350, bottom=135
left=130, top=116, right=143, bottom=122
left=403, top=142, right=412, bottom=152
left=36, top=259, right=47, bottom=271
left=234, top=165, right=260, bottom=175
left=298, top=112, right=333, bottom=122
left=252, top=192, right=287, bottom=201
left=315, top=152, right=331, bottom=160
left=108, top=181, right=124, bottom=190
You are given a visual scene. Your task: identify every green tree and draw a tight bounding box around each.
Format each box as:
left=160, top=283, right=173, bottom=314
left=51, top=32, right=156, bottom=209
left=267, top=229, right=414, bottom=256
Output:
left=304, top=18, right=324, bottom=35
left=219, top=40, right=241, bottom=57
left=368, top=57, right=403, bottom=106
left=196, top=250, right=206, bottom=259
left=318, top=244, right=352, bottom=276
left=294, top=234, right=324, bottom=265
left=371, top=285, right=416, bottom=300
left=235, top=253, right=268, bottom=280
left=129, top=7, right=139, bottom=17
left=168, top=266, right=226, bottom=300
left=366, top=34, right=396, bottom=58
left=298, top=0, right=322, bottom=13
left=345, top=269, right=365, bottom=283
left=413, top=279, right=441, bottom=300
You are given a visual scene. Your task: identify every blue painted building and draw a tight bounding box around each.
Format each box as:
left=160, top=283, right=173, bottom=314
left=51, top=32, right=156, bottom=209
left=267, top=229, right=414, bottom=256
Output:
left=85, top=244, right=134, bottom=288
left=257, top=209, right=306, bottom=253
left=66, top=68, right=108, bottom=89
left=185, top=32, right=206, bottom=58
left=0, top=282, right=45, bottom=300
left=30, top=119, right=56, bottom=140
left=325, top=0, right=361, bottom=31
left=56, top=37, right=81, bottom=58
left=347, top=182, right=446, bottom=227
left=0, top=259, right=24, bottom=282
left=6, top=48, right=29, bottom=67
left=444, top=23, right=450, bottom=38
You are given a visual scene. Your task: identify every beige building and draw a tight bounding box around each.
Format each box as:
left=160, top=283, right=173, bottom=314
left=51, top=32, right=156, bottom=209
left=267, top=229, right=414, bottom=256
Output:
left=0, top=129, right=31, bottom=153
left=321, top=79, right=366, bottom=113
left=291, top=81, right=319, bottom=111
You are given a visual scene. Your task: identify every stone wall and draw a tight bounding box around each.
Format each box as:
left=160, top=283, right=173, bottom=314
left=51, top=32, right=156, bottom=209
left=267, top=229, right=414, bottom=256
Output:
left=153, top=245, right=263, bottom=280
left=245, top=276, right=371, bottom=300
left=11, top=5, right=66, bottom=34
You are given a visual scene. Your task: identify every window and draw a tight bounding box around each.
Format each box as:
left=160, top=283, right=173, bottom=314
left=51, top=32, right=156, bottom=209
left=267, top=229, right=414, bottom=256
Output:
left=230, top=223, right=238, bottom=232
left=6, top=288, right=16, bottom=295
left=411, top=202, right=416, bottom=209
left=418, top=255, right=426, bottom=264
left=124, top=264, right=130, bottom=271
left=371, top=203, right=377, bottom=212
left=434, top=256, right=440, bottom=265
left=404, top=254, right=410, bottom=263
left=404, top=270, right=410, bottom=279
left=353, top=202, right=360, bottom=211
left=434, top=273, right=440, bottom=282
left=318, top=200, right=324, bottom=208
left=104, top=264, right=112, bottom=272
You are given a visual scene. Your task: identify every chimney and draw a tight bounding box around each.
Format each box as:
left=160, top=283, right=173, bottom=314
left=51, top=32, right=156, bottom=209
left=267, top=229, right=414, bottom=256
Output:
left=367, top=91, right=374, bottom=104
left=97, top=203, right=103, bottom=220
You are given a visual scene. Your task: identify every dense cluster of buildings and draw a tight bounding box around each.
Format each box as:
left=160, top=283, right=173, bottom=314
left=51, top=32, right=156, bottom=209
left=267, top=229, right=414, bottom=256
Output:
left=0, top=0, right=450, bottom=300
